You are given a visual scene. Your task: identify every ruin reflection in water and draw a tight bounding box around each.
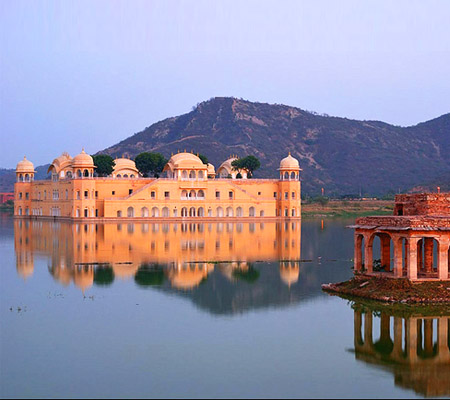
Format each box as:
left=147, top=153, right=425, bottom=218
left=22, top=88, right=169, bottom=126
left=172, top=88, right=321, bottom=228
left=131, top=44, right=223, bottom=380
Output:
left=15, top=219, right=301, bottom=294
left=352, top=303, right=450, bottom=397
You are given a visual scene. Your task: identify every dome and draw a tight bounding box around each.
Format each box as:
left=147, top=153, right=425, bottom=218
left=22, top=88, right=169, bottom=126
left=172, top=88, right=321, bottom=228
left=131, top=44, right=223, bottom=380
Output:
left=72, top=149, right=94, bottom=167
left=114, top=158, right=136, bottom=169
left=207, top=163, right=216, bottom=175
left=16, top=156, right=35, bottom=173
left=47, top=152, right=72, bottom=174
left=279, top=153, right=300, bottom=170
left=164, top=152, right=206, bottom=172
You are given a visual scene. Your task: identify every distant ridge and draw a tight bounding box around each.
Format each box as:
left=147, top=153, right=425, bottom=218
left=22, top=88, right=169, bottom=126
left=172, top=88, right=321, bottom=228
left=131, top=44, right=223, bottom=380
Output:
left=2, top=97, right=449, bottom=195
left=100, top=97, right=450, bottom=196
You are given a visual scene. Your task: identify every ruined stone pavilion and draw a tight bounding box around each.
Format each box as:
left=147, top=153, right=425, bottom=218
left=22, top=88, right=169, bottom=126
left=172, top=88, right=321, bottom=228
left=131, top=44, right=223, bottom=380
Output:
left=352, top=193, right=450, bottom=281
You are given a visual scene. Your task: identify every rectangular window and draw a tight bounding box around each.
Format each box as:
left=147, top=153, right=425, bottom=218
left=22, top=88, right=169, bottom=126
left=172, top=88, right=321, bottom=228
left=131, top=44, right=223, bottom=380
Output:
left=151, top=191, right=156, bottom=199
left=129, top=189, right=133, bottom=195
left=292, top=192, right=295, bottom=199
left=19, top=192, right=22, bottom=199
left=84, top=190, right=89, bottom=199
left=216, top=191, right=220, bottom=199
left=285, top=192, right=288, bottom=200
left=273, top=192, right=277, bottom=198
left=258, top=192, right=261, bottom=196
left=95, top=209, right=98, bottom=217
left=95, top=191, right=98, bottom=198
left=25, top=192, right=29, bottom=200
left=164, top=191, right=170, bottom=199
left=112, top=191, right=115, bottom=195
left=229, top=191, right=233, bottom=199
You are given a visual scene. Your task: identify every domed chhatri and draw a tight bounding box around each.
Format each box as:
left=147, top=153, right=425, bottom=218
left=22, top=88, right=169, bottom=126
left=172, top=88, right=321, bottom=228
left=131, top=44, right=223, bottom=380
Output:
left=279, top=153, right=301, bottom=181
left=14, top=150, right=302, bottom=219
left=15, top=156, right=35, bottom=182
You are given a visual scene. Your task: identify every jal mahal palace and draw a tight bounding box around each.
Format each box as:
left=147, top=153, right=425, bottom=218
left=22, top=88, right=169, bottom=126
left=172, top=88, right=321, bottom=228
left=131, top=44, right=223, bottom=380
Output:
left=14, top=150, right=302, bottom=220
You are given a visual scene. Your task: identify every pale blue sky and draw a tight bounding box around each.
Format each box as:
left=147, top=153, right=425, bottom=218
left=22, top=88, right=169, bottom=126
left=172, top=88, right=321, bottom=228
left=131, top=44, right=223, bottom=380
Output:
left=1, top=0, right=449, bottom=168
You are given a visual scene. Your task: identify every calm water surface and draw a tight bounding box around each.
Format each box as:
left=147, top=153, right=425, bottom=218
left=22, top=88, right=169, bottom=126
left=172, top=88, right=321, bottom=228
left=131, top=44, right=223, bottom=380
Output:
left=1, top=213, right=448, bottom=398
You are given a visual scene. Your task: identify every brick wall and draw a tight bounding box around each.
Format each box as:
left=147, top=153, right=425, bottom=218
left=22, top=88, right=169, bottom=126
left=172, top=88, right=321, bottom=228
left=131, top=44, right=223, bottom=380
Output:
left=394, top=193, right=450, bottom=216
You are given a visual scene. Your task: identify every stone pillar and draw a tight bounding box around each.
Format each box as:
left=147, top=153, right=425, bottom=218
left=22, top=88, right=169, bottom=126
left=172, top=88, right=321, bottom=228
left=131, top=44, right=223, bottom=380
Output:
left=424, top=238, right=434, bottom=273
left=417, top=239, right=423, bottom=271
left=354, top=234, right=363, bottom=272
left=407, top=238, right=419, bottom=281
left=404, top=239, right=409, bottom=274
left=438, top=238, right=450, bottom=280
left=380, top=235, right=391, bottom=271
left=393, top=316, right=404, bottom=358
left=393, top=238, right=403, bottom=278
left=406, top=317, right=418, bottom=362
left=364, top=235, right=373, bottom=273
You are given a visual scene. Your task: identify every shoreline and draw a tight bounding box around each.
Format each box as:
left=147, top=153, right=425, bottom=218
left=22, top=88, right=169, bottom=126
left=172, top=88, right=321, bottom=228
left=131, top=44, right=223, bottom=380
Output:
left=301, top=199, right=393, bottom=218
left=322, top=275, right=450, bottom=304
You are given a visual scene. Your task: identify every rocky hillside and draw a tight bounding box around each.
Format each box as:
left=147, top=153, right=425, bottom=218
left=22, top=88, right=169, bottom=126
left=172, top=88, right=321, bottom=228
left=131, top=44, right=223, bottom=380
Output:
left=101, top=97, right=450, bottom=196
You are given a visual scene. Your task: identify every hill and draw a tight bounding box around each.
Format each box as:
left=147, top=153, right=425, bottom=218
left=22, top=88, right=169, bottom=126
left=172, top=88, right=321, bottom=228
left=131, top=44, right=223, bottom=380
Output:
left=100, top=97, right=450, bottom=196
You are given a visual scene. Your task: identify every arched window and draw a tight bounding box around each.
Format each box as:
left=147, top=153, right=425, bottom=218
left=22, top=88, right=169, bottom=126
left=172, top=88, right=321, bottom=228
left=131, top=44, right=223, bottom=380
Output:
left=117, top=174, right=122, bottom=178
left=260, top=210, right=265, bottom=217
left=25, top=174, right=30, bottom=182
left=291, top=172, right=296, bottom=180
left=226, top=207, right=234, bottom=217
left=189, top=207, right=196, bottom=217
left=189, top=190, right=196, bottom=199
left=292, top=208, right=296, bottom=217
left=141, top=207, right=149, bottom=217
left=162, top=207, right=170, bottom=217
left=18, top=174, right=23, bottom=182
left=181, top=207, right=188, bottom=217
left=127, top=207, right=134, bottom=218
left=181, top=190, right=188, bottom=199
left=130, top=174, right=135, bottom=178
left=66, top=171, right=72, bottom=179
left=123, top=174, right=128, bottom=178
left=83, top=169, right=89, bottom=177
left=189, top=170, right=196, bottom=179
left=197, top=190, right=205, bottom=199
left=284, top=171, right=289, bottom=180
left=216, top=207, right=224, bottom=217
left=198, top=170, right=204, bottom=179
left=236, top=207, right=243, bottom=217
left=151, top=207, right=159, bottom=217
left=76, top=208, right=80, bottom=217
left=18, top=207, right=22, bottom=216
left=77, top=169, right=82, bottom=178
left=249, top=207, right=255, bottom=217
left=117, top=210, right=122, bottom=218
left=197, top=207, right=204, bottom=217
left=182, top=170, right=188, bottom=179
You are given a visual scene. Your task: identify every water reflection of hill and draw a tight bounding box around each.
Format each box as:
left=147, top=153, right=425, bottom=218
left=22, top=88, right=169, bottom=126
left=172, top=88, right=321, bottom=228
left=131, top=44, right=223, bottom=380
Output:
left=13, top=218, right=354, bottom=314
left=350, top=301, right=450, bottom=398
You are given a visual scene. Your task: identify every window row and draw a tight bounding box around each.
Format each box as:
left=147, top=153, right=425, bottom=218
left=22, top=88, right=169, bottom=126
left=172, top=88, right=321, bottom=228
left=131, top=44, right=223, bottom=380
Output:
left=115, top=206, right=262, bottom=218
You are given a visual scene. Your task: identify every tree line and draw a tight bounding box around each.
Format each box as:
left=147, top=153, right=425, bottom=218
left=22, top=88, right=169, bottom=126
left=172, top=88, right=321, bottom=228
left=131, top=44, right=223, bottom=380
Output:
left=92, top=153, right=261, bottom=178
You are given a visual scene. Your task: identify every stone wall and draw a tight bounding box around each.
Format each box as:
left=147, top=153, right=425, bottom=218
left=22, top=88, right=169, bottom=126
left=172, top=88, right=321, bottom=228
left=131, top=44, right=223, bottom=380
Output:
left=394, top=193, right=450, bottom=216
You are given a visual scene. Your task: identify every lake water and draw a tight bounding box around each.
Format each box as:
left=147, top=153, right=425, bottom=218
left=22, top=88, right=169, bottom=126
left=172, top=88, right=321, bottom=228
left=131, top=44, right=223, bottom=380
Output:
left=1, top=213, right=449, bottom=398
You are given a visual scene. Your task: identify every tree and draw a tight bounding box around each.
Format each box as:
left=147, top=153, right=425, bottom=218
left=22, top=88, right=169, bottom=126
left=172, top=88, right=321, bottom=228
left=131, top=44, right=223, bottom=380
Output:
left=135, top=152, right=167, bottom=177
left=92, top=155, right=115, bottom=177
left=231, top=155, right=261, bottom=178
left=198, top=154, right=209, bottom=164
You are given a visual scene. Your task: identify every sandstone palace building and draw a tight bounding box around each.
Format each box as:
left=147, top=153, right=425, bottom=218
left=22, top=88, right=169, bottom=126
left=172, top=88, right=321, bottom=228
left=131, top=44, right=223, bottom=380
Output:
left=14, top=151, right=301, bottom=220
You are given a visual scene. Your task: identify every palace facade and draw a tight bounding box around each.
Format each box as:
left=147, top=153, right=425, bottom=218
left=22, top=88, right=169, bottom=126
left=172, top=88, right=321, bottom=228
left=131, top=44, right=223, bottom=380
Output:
left=14, top=151, right=301, bottom=220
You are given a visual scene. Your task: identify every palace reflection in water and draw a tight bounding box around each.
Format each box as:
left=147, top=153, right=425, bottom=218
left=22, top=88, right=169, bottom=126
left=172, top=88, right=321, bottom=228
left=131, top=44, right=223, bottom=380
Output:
left=352, top=304, right=450, bottom=397
left=15, top=219, right=301, bottom=295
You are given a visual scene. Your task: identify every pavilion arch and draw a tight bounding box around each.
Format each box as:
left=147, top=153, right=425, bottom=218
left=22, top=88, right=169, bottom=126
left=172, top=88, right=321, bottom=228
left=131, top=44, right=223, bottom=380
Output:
left=83, top=169, right=90, bottom=177
left=291, top=171, right=296, bottom=180
left=198, top=171, right=204, bottom=180
left=216, top=207, right=224, bottom=217
left=141, top=207, right=149, bottom=217
left=226, top=207, right=234, bottom=217
left=127, top=207, right=134, bottom=218
left=236, top=207, right=243, bottom=217
left=182, top=170, right=188, bottom=179
left=181, top=190, right=188, bottom=199
left=162, top=207, right=170, bottom=217
left=151, top=207, right=160, bottom=217
left=117, top=174, right=122, bottom=178
left=197, top=190, right=205, bottom=199
left=189, top=190, right=196, bottom=199
left=189, top=207, right=196, bottom=217
left=77, top=169, right=82, bottom=178
left=249, top=207, right=256, bottom=217
left=284, top=171, right=289, bottom=179
left=364, top=232, right=394, bottom=273
left=354, top=234, right=365, bottom=271
left=189, top=170, right=196, bottom=179
left=197, top=207, right=205, bottom=217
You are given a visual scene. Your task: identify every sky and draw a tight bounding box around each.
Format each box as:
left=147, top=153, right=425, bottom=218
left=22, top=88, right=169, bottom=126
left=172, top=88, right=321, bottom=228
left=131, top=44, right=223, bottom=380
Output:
left=1, top=0, right=449, bottom=168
